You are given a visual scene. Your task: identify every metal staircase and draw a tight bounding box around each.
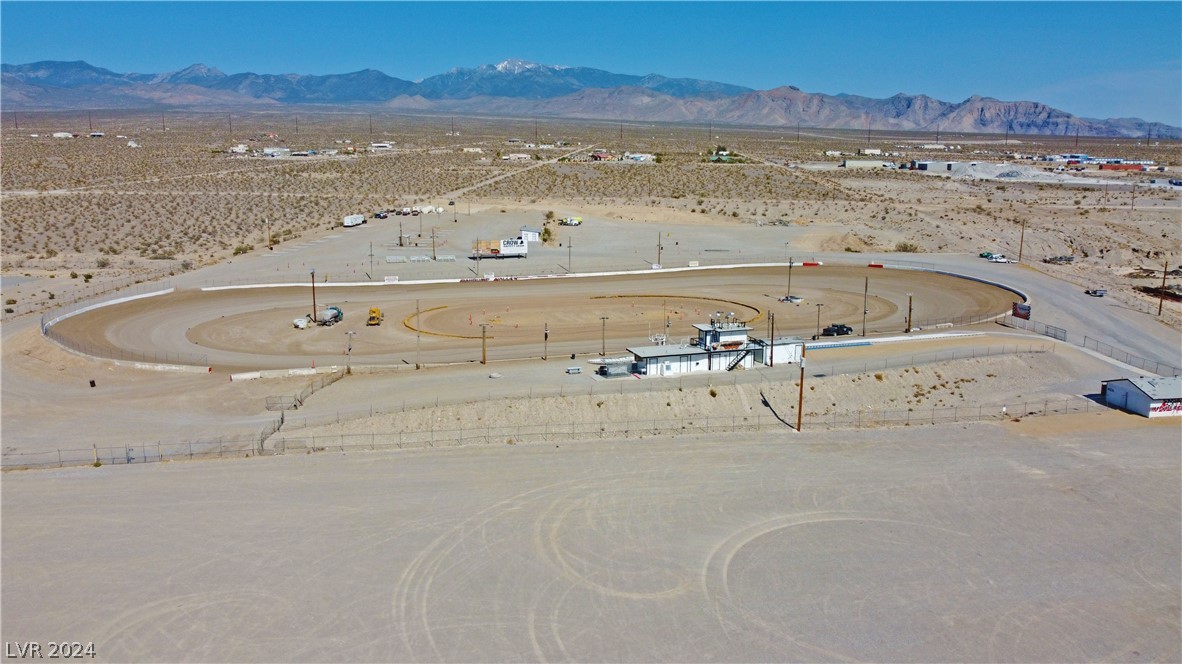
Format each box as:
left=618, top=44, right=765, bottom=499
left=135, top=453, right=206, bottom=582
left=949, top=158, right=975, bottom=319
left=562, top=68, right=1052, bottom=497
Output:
left=726, top=348, right=751, bottom=371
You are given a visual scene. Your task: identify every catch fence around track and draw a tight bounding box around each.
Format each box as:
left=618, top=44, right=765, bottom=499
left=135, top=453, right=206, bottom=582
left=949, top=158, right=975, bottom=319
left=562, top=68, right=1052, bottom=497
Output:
left=37, top=281, right=210, bottom=366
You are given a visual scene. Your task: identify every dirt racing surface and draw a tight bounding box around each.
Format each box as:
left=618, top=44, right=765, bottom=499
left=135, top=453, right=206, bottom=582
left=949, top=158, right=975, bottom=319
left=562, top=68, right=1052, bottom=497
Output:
left=49, top=266, right=1017, bottom=370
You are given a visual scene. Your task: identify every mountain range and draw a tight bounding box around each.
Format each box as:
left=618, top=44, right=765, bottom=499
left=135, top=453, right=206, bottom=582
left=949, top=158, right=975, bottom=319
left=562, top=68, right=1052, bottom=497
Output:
left=2, top=58, right=1177, bottom=139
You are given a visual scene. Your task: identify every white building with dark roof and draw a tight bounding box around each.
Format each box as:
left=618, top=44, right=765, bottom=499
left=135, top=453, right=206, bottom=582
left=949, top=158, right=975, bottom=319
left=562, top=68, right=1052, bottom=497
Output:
left=1102, top=376, right=1182, bottom=417
left=628, top=316, right=803, bottom=377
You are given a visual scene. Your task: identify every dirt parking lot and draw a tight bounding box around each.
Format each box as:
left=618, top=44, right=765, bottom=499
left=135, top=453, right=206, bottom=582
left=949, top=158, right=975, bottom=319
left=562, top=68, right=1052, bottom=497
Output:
left=2, top=419, right=1177, bottom=662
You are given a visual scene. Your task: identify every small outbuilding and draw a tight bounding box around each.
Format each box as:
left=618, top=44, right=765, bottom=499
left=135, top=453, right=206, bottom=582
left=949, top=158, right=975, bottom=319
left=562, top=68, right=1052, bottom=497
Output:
left=519, top=227, right=542, bottom=243
left=1101, top=376, right=1182, bottom=417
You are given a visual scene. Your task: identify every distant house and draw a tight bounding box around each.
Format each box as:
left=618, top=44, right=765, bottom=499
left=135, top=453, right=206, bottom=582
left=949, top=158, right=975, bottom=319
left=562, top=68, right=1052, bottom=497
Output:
left=857, top=148, right=881, bottom=156
left=88, top=132, right=105, bottom=138
left=1102, top=377, right=1181, bottom=417
left=590, top=152, right=616, bottom=161
left=519, top=227, right=542, bottom=242
left=52, top=132, right=74, bottom=139
left=824, top=150, right=842, bottom=157
left=462, top=147, right=484, bottom=153
left=502, top=153, right=531, bottom=161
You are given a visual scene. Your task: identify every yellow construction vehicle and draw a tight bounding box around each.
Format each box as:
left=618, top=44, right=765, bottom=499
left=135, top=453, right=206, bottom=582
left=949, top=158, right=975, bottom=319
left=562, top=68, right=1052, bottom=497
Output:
left=366, top=307, right=383, bottom=326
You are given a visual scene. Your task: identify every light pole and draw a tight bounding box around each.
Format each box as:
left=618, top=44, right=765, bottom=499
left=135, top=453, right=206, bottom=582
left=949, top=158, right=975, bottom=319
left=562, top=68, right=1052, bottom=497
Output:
left=543, top=323, right=549, bottom=361
left=814, top=303, right=824, bottom=340
left=796, top=343, right=807, bottom=431
left=345, top=330, right=356, bottom=372
left=310, top=268, right=317, bottom=322
left=787, top=256, right=793, bottom=299
left=480, top=324, right=489, bottom=365
left=862, top=276, right=869, bottom=337
left=600, top=316, right=609, bottom=356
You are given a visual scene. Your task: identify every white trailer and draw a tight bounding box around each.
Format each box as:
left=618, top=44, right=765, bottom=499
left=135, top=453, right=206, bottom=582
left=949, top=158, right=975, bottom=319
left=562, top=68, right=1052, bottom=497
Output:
left=472, top=238, right=528, bottom=259
left=342, top=214, right=366, bottom=228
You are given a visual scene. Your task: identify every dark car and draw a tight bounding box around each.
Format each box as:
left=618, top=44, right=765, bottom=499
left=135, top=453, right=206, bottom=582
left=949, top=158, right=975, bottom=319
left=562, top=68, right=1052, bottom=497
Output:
left=373, top=211, right=389, bottom=219
left=821, top=323, right=853, bottom=337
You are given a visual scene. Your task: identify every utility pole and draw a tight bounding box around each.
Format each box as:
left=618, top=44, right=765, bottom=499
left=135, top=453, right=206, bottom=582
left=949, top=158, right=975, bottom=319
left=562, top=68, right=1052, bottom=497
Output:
left=1018, top=218, right=1026, bottom=263
left=345, top=331, right=356, bottom=372
left=600, top=316, right=609, bottom=356
left=769, top=312, right=775, bottom=368
left=906, top=293, right=914, bottom=333
left=399, top=218, right=404, bottom=247
left=815, top=303, right=824, bottom=340
left=415, top=300, right=421, bottom=369
left=787, top=257, right=793, bottom=298
left=656, top=232, right=662, bottom=266
left=1159, top=260, right=1169, bottom=316
left=310, top=269, right=317, bottom=322
left=368, top=242, right=374, bottom=277
left=543, top=323, right=549, bottom=361
left=228, top=113, right=232, bottom=137
left=796, top=344, right=806, bottom=431
left=431, top=228, right=437, bottom=261
left=862, top=276, right=869, bottom=337
left=88, top=111, right=93, bottom=132
left=480, top=324, right=489, bottom=364
left=568, top=235, right=573, bottom=274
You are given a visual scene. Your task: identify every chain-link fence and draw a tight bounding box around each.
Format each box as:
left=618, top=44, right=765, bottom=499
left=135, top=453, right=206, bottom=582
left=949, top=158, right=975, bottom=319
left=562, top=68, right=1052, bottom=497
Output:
left=1082, top=336, right=1181, bottom=376
left=0, top=395, right=1104, bottom=471
left=277, top=344, right=1052, bottom=432
left=1002, top=315, right=1180, bottom=376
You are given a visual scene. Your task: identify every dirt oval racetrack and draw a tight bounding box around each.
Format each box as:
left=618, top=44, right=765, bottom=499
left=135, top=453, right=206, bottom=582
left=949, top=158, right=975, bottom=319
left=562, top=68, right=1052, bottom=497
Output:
left=48, top=266, right=1020, bottom=371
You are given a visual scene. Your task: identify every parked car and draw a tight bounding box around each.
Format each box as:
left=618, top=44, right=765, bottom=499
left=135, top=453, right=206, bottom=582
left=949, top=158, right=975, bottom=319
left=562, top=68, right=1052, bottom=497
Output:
left=821, top=323, right=854, bottom=337
left=979, top=251, right=996, bottom=259
left=1085, top=289, right=1108, bottom=297
left=373, top=211, right=388, bottom=219
left=779, top=295, right=803, bottom=303
left=989, top=255, right=1015, bottom=263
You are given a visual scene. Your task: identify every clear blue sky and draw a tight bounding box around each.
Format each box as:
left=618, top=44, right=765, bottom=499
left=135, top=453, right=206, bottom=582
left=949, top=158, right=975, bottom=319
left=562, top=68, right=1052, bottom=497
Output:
left=3, top=1, right=1179, bottom=125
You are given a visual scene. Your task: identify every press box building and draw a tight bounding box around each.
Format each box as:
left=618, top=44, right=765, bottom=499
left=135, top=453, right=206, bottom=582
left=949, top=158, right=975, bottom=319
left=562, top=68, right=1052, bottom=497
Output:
left=627, top=316, right=803, bottom=377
